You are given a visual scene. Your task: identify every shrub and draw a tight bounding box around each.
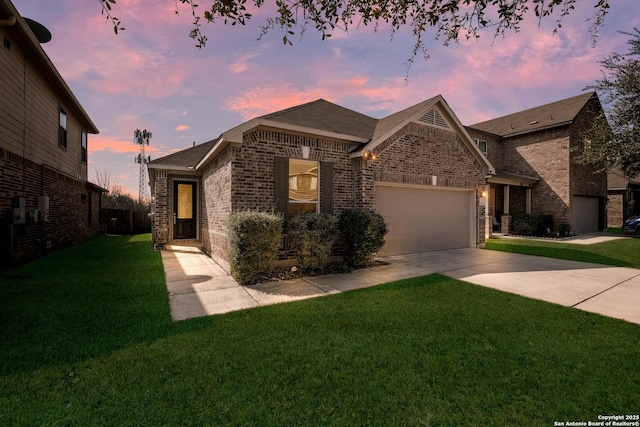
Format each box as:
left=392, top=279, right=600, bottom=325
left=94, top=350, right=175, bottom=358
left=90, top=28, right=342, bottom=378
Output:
left=228, top=210, right=282, bottom=285
left=511, top=214, right=554, bottom=236
left=338, top=209, right=388, bottom=267
left=559, top=223, right=571, bottom=236
left=288, top=213, right=337, bottom=271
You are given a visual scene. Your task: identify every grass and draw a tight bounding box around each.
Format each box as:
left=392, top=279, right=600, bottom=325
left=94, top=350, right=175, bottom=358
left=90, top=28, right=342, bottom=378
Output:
left=1, top=234, right=639, bottom=425
left=486, top=234, right=640, bottom=268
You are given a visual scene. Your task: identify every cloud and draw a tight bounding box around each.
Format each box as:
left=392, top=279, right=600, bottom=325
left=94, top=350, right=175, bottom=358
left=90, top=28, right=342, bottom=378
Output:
left=175, top=125, right=190, bottom=131
left=229, top=52, right=261, bottom=73
left=226, top=75, right=407, bottom=120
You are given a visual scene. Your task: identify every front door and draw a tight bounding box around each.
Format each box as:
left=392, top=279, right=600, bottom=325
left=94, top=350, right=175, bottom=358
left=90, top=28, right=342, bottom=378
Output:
left=173, top=181, right=197, bottom=239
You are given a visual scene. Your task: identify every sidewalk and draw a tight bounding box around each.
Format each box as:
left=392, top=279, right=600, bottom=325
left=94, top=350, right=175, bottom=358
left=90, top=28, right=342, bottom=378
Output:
left=161, top=234, right=640, bottom=325
left=161, top=244, right=427, bottom=321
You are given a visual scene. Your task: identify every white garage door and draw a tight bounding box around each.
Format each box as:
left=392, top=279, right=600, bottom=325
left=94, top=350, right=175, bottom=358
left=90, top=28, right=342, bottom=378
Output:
left=375, top=184, right=474, bottom=256
left=572, top=196, right=600, bottom=233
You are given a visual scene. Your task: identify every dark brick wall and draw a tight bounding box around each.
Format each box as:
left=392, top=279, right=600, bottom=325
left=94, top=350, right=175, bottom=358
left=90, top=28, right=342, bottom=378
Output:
left=0, top=148, right=103, bottom=267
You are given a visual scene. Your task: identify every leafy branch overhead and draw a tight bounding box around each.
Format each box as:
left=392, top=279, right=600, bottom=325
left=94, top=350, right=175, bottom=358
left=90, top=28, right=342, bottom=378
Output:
left=99, top=0, right=610, bottom=54
left=577, top=28, right=640, bottom=178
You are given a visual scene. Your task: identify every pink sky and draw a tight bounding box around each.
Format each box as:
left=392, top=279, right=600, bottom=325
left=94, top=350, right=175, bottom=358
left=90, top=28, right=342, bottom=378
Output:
left=12, top=0, right=640, bottom=197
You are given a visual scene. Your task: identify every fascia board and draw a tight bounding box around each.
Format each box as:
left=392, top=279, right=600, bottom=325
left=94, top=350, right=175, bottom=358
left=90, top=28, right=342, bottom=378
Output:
left=197, top=118, right=369, bottom=170
left=351, top=96, right=496, bottom=175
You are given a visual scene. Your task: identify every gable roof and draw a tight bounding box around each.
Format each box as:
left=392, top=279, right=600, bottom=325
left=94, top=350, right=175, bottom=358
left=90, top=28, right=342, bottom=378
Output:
left=468, top=92, right=596, bottom=138
left=608, top=170, right=640, bottom=191
left=149, top=140, right=216, bottom=169
left=259, top=99, right=378, bottom=140
left=153, top=95, right=495, bottom=175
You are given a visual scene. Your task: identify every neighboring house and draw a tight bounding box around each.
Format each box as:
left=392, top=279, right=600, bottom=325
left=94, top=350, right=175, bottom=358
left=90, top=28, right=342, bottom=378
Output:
left=466, top=92, right=608, bottom=235
left=149, top=96, right=494, bottom=270
left=0, top=0, right=102, bottom=267
left=607, top=170, right=640, bottom=228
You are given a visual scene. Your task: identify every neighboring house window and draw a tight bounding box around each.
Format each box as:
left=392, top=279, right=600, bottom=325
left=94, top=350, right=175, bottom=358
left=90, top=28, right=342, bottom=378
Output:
left=474, top=138, right=488, bottom=156
left=275, top=157, right=333, bottom=220
left=81, top=132, right=88, bottom=163
left=59, top=108, right=67, bottom=149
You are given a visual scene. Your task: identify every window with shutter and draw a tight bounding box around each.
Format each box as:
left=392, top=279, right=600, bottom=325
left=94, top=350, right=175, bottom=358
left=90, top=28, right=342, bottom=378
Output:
left=275, top=158, right=334, bottom=218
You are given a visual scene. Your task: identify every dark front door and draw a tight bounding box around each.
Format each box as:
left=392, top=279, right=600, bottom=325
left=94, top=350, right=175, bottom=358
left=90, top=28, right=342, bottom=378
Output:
left=173, top=181, right=197, bottom=239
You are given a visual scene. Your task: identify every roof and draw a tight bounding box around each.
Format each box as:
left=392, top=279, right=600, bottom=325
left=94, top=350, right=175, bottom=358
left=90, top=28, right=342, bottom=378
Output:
left=468, top=92, right=596, bottom=138
left=608, top=170, right=640, bottom=190
left=149, top=140, right=217, bottom=169
left=154, top=95, right=494, bottom=175
left=259, top=99, right=378, bottom=140
left=0, top=0, right=98, bottom=134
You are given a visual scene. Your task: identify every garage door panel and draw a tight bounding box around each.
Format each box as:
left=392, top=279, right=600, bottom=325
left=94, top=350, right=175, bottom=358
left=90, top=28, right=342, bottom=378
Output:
left=573, top=196, right=599, bottom=233
left=376, top=185, right=472, bottom=256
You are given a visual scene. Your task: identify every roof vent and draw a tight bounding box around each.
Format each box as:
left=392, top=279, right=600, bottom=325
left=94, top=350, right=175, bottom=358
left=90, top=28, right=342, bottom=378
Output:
left=530, top=120, right=539, bottom=125
left=417, top=108, right=450, bottom=129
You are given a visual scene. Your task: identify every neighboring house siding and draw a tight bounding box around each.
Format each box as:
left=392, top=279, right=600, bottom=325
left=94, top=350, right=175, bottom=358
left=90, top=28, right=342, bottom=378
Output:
left=0, top=17, right=100, bottom=267
left=0, top=27, right=87, bottom=180
left=0, top=148, right=102, bottom=265
left=608, top=193, right=624, bottom=227
left=503, top=127, right=572, bottom=224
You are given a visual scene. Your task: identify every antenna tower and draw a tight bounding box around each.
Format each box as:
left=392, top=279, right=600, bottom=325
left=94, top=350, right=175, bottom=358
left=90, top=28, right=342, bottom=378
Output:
left=134, top=129, right=151, bottom=205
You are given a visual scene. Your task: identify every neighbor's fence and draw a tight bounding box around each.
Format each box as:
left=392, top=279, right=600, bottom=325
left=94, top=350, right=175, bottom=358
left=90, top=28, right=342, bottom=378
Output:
left=102, top=209, right=151, bottom=235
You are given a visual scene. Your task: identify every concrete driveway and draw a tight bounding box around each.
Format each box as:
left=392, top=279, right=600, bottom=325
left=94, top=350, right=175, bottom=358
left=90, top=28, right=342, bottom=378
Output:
left=162, top=242, right=640, bottom=325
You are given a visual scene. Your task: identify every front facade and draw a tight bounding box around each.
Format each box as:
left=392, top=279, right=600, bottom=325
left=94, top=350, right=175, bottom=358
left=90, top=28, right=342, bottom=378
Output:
left=149, top=92, right=608, bottom=268
left=467, top=92, right=608, bottom=235
left=0, top=0, right=102, bottom=267
left=149, top=97, right=493, bottom=269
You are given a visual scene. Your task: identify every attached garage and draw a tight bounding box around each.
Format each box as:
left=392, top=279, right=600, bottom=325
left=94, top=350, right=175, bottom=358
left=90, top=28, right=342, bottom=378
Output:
left=376, top=183, right=476, bottom=256
left=572, top=196, right=600, bottom=233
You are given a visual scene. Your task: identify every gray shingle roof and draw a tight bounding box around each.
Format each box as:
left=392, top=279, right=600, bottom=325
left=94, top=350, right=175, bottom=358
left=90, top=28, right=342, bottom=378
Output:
left=468, top=92, right=596, bottom=137
left=259, top=99, right=378, bottom=140
left=149, top=139, right=217, bottom=168
left=608, top=170, right=640, bottom=190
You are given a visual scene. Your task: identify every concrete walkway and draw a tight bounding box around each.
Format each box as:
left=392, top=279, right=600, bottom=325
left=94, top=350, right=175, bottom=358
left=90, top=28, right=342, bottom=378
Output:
left=161, top=235, right=640, bottom=325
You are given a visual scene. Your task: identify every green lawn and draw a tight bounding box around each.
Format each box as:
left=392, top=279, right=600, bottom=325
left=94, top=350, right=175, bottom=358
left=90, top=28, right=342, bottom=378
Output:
left=1, top=235, right=639, bottom=425
left=486, top=235, right=640, bottom=268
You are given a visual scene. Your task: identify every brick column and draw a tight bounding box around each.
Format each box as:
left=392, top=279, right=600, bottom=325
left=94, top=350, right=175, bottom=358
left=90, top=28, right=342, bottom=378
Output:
left=153, top=170, right=169, bottom=249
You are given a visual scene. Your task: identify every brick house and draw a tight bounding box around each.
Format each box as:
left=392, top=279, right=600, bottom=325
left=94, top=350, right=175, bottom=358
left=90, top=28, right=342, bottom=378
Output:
left=149, top=96, right=494, bottom=270
left=0, top=0, right=102, bottom=267
left=466, top=92, right=608, bottom=235
left=607, top=170, right=640, bottom=228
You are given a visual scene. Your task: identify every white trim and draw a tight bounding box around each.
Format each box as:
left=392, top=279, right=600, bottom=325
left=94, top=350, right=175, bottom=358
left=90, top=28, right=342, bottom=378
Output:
left=352, top=96, right=495, bottom=175
left=375, top=181, right=476, bottom=192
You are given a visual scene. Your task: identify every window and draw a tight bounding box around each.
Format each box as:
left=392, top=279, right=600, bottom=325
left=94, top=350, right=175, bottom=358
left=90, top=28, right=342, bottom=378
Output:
left=288, top=158, right=319, bottom=217
left=59, top=108, right=67, bottom=148
left=275, top=157, right=333, bottom=220
left=474, top=138, right=488, bottom=156
left=81, top=132, right=87, bottom=163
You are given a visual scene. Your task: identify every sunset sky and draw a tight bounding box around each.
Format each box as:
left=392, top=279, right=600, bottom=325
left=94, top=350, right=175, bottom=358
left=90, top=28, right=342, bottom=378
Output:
left=12, top=0, right=640, bottom=198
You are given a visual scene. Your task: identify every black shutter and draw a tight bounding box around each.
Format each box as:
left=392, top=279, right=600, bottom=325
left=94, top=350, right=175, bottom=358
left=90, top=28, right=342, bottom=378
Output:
left=274, top=157, right=289, bottom=220
left=320, top=162, right=334, bottom=214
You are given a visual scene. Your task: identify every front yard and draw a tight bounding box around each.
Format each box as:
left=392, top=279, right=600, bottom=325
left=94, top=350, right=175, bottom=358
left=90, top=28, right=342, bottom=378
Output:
left=1, top=234, right=638, bottom=425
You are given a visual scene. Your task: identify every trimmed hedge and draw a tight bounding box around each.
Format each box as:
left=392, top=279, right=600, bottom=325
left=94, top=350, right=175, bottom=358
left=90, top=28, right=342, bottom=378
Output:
left=288, top=213, right=336, bottom=271
left=228, top=210, right=282, bottom=285
left=511, top=214, right=554, bottom=237
left=338, top=209, right=388, bottom=267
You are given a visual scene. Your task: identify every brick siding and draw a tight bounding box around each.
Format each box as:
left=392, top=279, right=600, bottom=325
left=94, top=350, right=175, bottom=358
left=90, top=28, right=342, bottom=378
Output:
left=0, top=148, right=103, bottom=267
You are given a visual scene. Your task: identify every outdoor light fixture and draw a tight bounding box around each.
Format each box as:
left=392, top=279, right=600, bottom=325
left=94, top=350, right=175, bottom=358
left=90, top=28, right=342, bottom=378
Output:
left=363, top=151, right=377, bottom=160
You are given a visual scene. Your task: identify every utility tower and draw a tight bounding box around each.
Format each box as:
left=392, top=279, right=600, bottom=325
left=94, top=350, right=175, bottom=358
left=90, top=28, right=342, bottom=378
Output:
left=133, top=129, right=151, bottom=205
